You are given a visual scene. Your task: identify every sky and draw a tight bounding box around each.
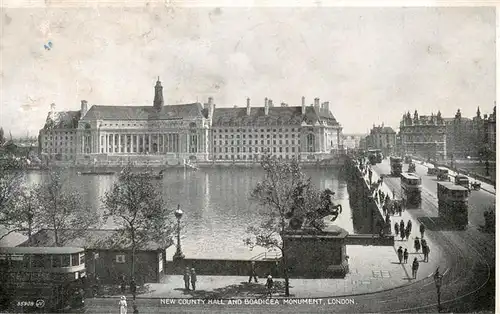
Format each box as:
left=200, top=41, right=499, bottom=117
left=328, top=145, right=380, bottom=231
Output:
left=0, top=4, right=496, bottom=137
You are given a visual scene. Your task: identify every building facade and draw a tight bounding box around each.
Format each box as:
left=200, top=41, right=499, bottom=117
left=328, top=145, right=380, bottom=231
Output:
left=364, top=124, right=396, bottom=156
left=39, top=80, right=344, bottom=166
left=399, top=110, right=447, bottom=161
left=342, top=134, right=365, bottom=150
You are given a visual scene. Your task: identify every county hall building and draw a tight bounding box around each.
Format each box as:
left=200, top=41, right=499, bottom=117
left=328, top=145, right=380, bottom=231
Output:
left=38, top=79, right=343, bottom=166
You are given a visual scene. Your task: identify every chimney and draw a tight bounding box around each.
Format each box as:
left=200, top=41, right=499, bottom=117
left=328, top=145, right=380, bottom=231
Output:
left=246, top=98, right=251, bottom=116
left=80, top=100, right=88, bottom=118
left=268, top=99, right=273, bottom=108
left=314, top=98, right=320, bottom=111
left=302, top=96, right=306, bottom=114
left=323, top=101, right=330, bottom=113
left=264, top=97, right=269, bottom=115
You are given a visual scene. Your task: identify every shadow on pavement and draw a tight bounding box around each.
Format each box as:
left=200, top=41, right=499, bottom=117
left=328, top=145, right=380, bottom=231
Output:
left=174, top=281, right=288, bottom=299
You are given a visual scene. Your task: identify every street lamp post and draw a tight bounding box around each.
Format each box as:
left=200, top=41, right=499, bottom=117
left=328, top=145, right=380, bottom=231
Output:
left=173, top=204, right=185, bottom=260
left=434, top=268, right=443, bottom=312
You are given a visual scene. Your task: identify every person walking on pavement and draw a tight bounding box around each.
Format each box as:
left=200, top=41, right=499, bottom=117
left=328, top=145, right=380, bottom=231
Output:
left=119, top=296, right=128, bottom=314
left=183, top=267, right=191, bottom=291
left=420, top=224, right=425, bottom=239
left=400, top=227, right=406, bottom=241
left=403, top=248, right=409, bottom=264
left=412, top=258, right=419, bottom=279
left=400, top=220, right=405, bottom=236
left=405, top=225, right=411, bottom=240
left=414, top=237, right=421, bottom=252
left=394, top=222, right=399, bottom=237
left=248, top=261, right=258, bottom=283
left=190, top=268, right=197, bottom=291
left=422, top=244, right=430, bottom=262
left=397, top=246, right=403, bottom=264
left=266, top=274, right=274, bottom=298
left=130, top=277, right=137, bottom=300
left=407, top=220, right=412, bottom=234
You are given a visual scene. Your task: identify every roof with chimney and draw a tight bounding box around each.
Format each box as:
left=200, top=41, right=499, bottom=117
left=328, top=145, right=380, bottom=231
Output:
left=211, top=106, right=340, bottom=127
left=370, top=126, right=396, bottom=134
left=82, top=103, right=206, bottom=121
left=42, top=110, right=81, bottom=130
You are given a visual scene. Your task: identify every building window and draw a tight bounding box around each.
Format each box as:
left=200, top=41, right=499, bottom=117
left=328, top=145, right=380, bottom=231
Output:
left=115, top=255, right=126, bottom=263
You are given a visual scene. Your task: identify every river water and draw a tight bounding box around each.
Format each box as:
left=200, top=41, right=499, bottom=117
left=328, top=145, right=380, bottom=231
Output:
left=23, top=167, right=354, bottom=259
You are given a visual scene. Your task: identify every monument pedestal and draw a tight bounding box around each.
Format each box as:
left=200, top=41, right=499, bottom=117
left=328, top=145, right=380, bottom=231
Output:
left=283, top=226, right=349, bottom=278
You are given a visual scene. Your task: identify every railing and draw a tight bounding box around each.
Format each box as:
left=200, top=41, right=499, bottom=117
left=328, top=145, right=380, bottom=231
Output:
left=250, top=251, right=282, bottom=260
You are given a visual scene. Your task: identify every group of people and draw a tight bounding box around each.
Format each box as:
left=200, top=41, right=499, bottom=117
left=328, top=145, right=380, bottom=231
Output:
left=396, top=247, right=421, bottom=279
left=414, top=237, right=431, bottom=262
left=394, top=219, right=412, bottom=241
left=183, top=267, right=198, bottom=291
left=118, top=296, right=139, bottom=314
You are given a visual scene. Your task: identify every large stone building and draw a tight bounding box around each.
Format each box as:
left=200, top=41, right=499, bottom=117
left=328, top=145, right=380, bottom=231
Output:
left=342, top=134, right=365, bottom=150
left=39, top=79, right=343, bottom=166
left=399, top=110, right=447, bottom=161
left=444, top=106, right=496, bottom=160
left=364, top=124, right=397, bottom=156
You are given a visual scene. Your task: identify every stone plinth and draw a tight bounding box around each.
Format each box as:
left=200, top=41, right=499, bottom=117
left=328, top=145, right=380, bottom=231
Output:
left=283, top=226, right=349, bottom=278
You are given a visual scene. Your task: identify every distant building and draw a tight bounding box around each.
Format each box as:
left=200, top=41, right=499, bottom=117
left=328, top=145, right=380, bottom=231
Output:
left=39, top=79, right=344, bottom=166
left=20, top=229, right=169, bottom=285
left=365, top=124, right=396, bottom=156
left=399, top=110, right=447, bottom=161
left=342, top=134, right=365, bottom=150
left=486, top=106, right=496, bottom=158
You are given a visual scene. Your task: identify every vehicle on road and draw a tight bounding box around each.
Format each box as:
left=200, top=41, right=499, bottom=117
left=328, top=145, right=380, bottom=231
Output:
left=408, top=162, right=416, bottom=173
left=454, top=175, right=470, bottom=191
left=0, top=247, right=86, bottom=312
left=401, top=172, right=422, bottom=208
left=471, top=181, right=481, bottom=190
left=368, top=149, right=383, bottom=164
left=404, top=155, right=412, bottom=164
left=390, top=156, right=403, bottom=176
left=437, top=167, right=450, bottom=181
left=437, top=182, right=469, bottom=229
left=427, top=165, right=437, bottom=175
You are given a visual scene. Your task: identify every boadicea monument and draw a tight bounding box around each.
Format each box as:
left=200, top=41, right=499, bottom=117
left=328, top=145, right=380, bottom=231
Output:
left=284, top=188, right=349, bottom=278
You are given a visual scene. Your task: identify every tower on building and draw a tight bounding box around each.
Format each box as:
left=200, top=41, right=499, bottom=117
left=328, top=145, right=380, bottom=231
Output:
left=153, top=77, right=164, bottom=110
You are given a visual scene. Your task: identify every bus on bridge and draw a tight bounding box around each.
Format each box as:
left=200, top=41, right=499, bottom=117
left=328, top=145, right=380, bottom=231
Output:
left=401, top=172, right=422, bottom=208
left=437, top=182, right=469, bottom=229
left=0, top=247, right=86, bottom=312
left=390, top=156, right=403, bottom=176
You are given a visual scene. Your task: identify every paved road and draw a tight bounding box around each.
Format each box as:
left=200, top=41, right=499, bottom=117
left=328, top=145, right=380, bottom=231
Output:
left=83, top=160, right=495, bottom=313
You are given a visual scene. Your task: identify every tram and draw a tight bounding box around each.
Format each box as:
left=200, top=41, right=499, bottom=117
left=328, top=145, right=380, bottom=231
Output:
left=400, top=172, right=422, bottom=208
left=390, top=156, right=403, bottom=176
left=0, top=247, right=86, bottom=312
left=437, top=182, right=469, bottom=229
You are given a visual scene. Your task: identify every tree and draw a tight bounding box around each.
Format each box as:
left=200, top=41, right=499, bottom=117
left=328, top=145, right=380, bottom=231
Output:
left=0, top=186, right=42, bottom=244
left=0, top=127, right=4, bottom=146
left=102, top=166, right=175, bottom=281
left=0, top=158, right=25, bottom=228
left=244, top=155, right=324, bottom=297
left=35, top=168, right=100, bottom=246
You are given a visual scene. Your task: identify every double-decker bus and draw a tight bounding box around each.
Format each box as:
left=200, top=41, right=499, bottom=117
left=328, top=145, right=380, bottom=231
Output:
left=0, top=247, right=86, bottom=312
left=390, top=156, right=403, bottom=176
left=437, top=182, right=469, bottom=229
left=401, top=172, right=422, bottom=208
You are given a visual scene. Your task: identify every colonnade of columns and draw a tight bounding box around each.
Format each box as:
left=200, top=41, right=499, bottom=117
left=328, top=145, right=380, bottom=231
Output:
left=92, top=133, right=181, bottom=154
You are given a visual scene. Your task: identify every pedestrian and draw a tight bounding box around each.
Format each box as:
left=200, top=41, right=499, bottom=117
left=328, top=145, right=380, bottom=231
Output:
left=420, top=224, right=425, bottom=239
left=183, top=267, right=191, bottom=291
left=385, top=213, right=390, bottom=224
left=119, top=296, right=128, bottom=314
left=411, top=258, right=419, bottom=279
left=407, top=220, right=412, bottom=234
left=422, top=244, right=430, bottom=262
left=394, top=222, right=399, bottom=236
left=405, top=225, right=411, bottom=240
left=369, top=169, right=373, bottom=184
left=414, top=237, right=421, bottom=252
left=385, top=194, right=391, bottom=205
left=120, top=275, right=126, bottom=294
left=248, top=261, right=258, bottom=283
left=130, top=278, right=137, bottom=300
left=400, top=227, right=406, bottom=241
left=397, top=246, right=403, bottom=264
left=400, top=220, right=405, bottom=235
left=266, top=274, right=274, bottom=297
left=190, top=268, right=197, bottom=291
left=403, top=248, right=409, bottom=263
